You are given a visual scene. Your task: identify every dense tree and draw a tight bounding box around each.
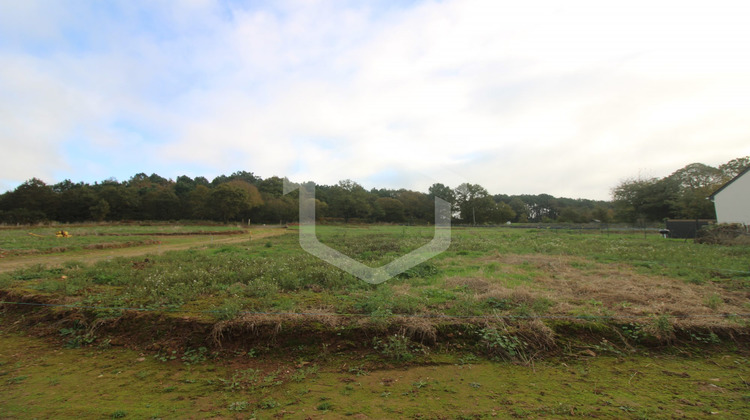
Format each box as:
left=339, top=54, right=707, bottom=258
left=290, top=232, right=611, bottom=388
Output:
left=252, top=196, right=297, bottom=224
left=186, top=185, right=212, bottom=219
left=210, top=183, right=259, bottom=222
left=56, top=184, right=97, bottom=222
left=592, top=205, right=614, bottom=223
left=611, top=157, right=749, bottom=222
left=97, top=183, right=139, bottom=220
left=370, top=188, right=398, bottom=198
left=507, top=197, right=529, bottom=222
left=718, top=156, right=750, bottom=179
left=669, top=163, right=723, bottom=190
left=396, top=190, right=432, bottom=223
left=5, top=156, right=741, bottom=225
left=526, top=194, right=560, bottom=222
left=663, top=163, right=718, bottom=219
left=557, top=207, right=586, bottom=223
left=51, top=179, right=77, bottom=193
left=454, top=183, right=489, bottom=224
left=141, top=187, right=181, bottom=220
left=494, top=201, right=516, bottom=224
left=127, top=173, right=150, bottom=187
left=174, top=175, right=197, bottom=198
left=375, top=197, right=406, bottom=222
left=148, top=173, right=170, bottom=186
left=89, top=199, right=110, bottom=221
left=612, top=177, right=679, bottom=222
left=258, top=176, right=285, bottom=197
left=229, top=171, right=260, bottom=185
left=326, top=180, right=371, bottom=222
left=0, top=178, right=57, bottom=221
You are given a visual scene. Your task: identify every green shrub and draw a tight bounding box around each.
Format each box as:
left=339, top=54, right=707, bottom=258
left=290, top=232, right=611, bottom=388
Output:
left=181, top=347, right=209, bottom=365
left=480, top=327, right=527, bottom=362
left=228, top=401, right=250, bottom=412
left=110, top=410, right=127, bottom=418
left=647, top=314, right=674, bottom=341
left=246, top=278, right=279, bottom=297
left=705, top=293, right=722, bottom=310
left=215, top=298, right=243, bottom=320
left=373, top=334, right=415, bottom=362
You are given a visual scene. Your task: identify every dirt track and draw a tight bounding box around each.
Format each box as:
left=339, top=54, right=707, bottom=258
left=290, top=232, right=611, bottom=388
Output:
left=0, top=227, right=289, bottom=273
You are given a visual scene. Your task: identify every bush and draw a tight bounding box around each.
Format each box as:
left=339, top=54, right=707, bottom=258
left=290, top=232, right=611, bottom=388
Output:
left=646, top=314, right=675, bottom=342
left=480, top=326, right=527, bottom=362
left=373, top=334, right=415, bottom=362
left=704, top=293, right=722, bottom=310
left=215, top=298, right=243, bottom=320
left=696, top=223, right=750, bottom=245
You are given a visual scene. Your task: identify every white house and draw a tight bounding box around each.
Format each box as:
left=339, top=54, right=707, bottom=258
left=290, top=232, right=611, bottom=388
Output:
left=710, top=167, right=750, bottom=226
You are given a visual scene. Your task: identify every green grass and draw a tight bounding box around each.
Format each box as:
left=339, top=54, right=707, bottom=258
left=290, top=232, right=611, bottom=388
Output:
left=0, top=230, right=156, bottom=254
left=4, top=220, right=746, bottom=420
left=2, top=226, right=748, bottom=324
left=440, top=228, right=750, bottom=277
left=1, top=330, right=749, bottom=419
left=0, top=224, right=246, bottom=254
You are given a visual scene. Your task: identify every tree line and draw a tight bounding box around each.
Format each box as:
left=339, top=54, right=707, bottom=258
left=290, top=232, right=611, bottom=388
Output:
left=0, top=171, right=613, bottom=225
left=2, top=155, right=744, bottom=225
left=612, top=156, right=749, bottom=223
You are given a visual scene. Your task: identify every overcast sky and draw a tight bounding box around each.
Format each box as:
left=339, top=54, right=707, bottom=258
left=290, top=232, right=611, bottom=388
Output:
left=1, top=0, right=749, bottom=200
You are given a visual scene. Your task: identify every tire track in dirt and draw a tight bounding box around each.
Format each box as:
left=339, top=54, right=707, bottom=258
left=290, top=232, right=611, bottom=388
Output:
left=0, top=227, right=289, bottom=273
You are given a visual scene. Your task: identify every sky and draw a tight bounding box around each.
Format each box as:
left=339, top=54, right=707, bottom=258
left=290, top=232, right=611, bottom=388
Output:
left=1, top=0, right=749, bottom=200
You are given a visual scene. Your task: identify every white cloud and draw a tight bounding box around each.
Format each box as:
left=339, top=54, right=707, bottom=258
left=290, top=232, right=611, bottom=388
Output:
left=2, top=0, right=750, bottom=198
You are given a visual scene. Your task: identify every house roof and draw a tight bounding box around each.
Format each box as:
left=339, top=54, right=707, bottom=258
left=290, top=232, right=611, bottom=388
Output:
left=709, top=166, right=750, bottom=200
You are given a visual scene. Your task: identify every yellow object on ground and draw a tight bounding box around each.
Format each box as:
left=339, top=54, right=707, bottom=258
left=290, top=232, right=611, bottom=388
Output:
left=27, top=231, right=72, bottom=238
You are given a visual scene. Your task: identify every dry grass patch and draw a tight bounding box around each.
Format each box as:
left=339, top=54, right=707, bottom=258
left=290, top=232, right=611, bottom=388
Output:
left=210, top=308, right=342, bottom=346
left=482, top=252, right=585, bottom=273
left=476, top=285, right=539, bottom=305
left=393, top=316, right=437, bottom=344
left=445, top=277, right=490, bottom=293
left=470, top=254, right=747, bottom=327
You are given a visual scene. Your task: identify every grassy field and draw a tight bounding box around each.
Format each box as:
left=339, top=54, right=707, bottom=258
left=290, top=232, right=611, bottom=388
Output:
left=2, top=330, right=749, bottom=419
left=2, top=226, right=747, bottom=323
left=1, top=224, right=749, bottom=417
left=0, top=224, right=247, bottom=256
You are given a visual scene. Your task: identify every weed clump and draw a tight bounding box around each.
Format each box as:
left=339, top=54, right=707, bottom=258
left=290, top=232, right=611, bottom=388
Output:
left=398, top=262, right=441, bottom=279
left=373, top=334, right=417, bottom=362
left=228, top=401, right=250, bottom=412
left=480, top=326, right=527, bottom=362
left=645, top=314, right=675, bottom=343
left=215, top=298, right=243, bottom=320
left=704, top=293, right=723, bottom=310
